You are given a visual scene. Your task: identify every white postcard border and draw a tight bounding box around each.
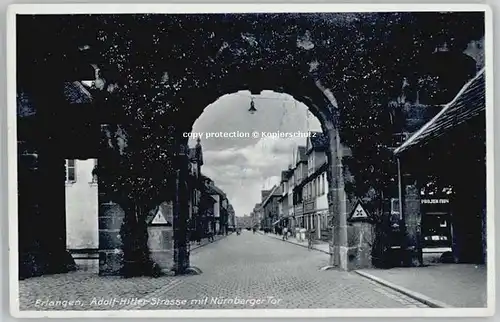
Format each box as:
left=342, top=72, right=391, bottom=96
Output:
left=6, top=3, right=495, bottom=318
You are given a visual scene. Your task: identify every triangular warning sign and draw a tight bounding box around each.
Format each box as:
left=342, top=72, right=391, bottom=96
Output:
left=151, top=210, right=168, bottom=224
left=348, top=201, right=370, bottom=221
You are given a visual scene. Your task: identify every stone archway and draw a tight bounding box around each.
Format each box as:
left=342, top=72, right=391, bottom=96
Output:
left=15, top=11, right=486, bottom=277
left=172, top=78, right=347, bottom=273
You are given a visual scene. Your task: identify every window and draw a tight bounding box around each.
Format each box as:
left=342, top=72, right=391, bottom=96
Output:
left=66, top=159, right=76, bottom=182
left=323, top=173, right=326, bottom=195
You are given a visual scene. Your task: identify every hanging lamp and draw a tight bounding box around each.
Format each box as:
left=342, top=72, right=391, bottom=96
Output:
left=248, top=96, right=257, bottom=114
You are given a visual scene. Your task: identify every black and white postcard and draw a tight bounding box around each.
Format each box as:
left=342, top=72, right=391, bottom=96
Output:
left=7, top=3, right=494, bottom=318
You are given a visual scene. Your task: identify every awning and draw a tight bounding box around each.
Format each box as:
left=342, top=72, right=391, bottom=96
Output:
left=394, top=68, right=485, bottom=155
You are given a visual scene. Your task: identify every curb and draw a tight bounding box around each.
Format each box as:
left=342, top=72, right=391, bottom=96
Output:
left=354, top=270, right=452, bottom=308
left=190, top=233, right=230, bottom=252
left=257, top=231, right=332, bottom=255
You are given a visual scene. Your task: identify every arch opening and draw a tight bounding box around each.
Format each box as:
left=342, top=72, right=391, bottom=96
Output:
left=161, top=88, right=342, bottom=273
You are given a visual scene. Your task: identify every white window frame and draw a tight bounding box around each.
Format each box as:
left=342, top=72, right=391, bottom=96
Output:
left=66, top=159, right=76, bottom=183
left=324, top=174, right=327, bottom=194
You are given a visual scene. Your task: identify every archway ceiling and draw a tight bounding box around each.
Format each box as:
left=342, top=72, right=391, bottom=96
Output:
left=16, top=12, right=485, bottom=131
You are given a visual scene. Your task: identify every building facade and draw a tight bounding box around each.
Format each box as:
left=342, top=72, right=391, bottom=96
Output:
left=303, top=132, right=330, bottom=239
left=65, top=158, right=99, bottom=267
left=291, top=146, right=307, bottom=230
left=251, top=203, right=262, bottom=229
left=236, top=215, right=254, bottom=229
left=277, top=170, right=291, bottom=230
left=227, top=204, right=236, bottom=231
left=261, top=185, right=282, bottom=232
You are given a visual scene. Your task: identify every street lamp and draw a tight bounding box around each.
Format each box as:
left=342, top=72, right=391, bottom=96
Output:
left=248, top=97, right=257, bottom=114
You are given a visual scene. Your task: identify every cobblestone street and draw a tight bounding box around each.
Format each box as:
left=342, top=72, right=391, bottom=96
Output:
left=19, top=231, right=428, bottom=311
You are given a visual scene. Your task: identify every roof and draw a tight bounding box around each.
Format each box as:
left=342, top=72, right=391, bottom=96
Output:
left=280, top=170, right=292, bottom=182
left=17, top=81, right=93, bottom=117
left=294, top=161, right=328, bottom=190
left=307, top=132, right=328, bottom=154
left=63, top=81, right=93, bottom=104
left=394, top=68, right=486, bottom=155
left=261, top=185, right=281, bottom=208
left=211, top=185, right=227, bottom=199
left=201, top=174, right=212, bottom=183
left=261, top=189, right=272, bottom=200
left=201, top=193, right=217, bottom=205
left=188, top=141, right=203, bottom=165
left=295, top=146, right=307, bottom=165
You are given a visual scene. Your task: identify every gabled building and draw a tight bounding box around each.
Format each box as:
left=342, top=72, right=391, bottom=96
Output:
left=286, top=164, right=295, bottom=228
left=227, top=204, right=236, bottom=231
left=207, top=182, right=228, bottom=235
left=292, top=146, right=307, bottom=229
left=187, top=138, right=204, bottom=238
left=301, top=132, right=330, bottom=239
left=261, top=185, right=282, bottom=231
left=278, top=169, right=293, bottom=230
left=252, top=203, right=262, bottom=229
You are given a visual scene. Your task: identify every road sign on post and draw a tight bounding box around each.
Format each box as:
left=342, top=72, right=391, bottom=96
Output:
left=348, top=200, right=371, bottom=222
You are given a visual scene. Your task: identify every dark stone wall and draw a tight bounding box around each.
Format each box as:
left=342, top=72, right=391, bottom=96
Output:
left=98, top=203, right=125, bottom=275
left=402, top=181, right=423, bottom=266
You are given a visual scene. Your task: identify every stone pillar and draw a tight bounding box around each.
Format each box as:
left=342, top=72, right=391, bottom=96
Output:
left=98, top=124, right=125, bottom=275
left=18, top=84, right=75, bottom=278
left=18, top=146, right=76, bottom=278
left=172, top=142, right=191, bottom=274
left=401, top=174, right=423, bottom=267
left=18, top=143, right=41, bottom=279
left=98, top=202, right=125, bottom=275
left=326, top=127, right=350, bottom=270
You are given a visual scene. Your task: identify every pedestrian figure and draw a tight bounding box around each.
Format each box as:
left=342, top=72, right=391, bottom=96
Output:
left=299, top=227, right=306, bottom=242
left=307, top=228, right=316, bottom=250
left=195, top=230, right=202, bottom=245
left=207, top=230, right=214, bottom=242
left=282, top=227, right=288, bottom=240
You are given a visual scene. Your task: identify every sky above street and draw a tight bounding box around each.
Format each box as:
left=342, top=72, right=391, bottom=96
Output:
left=189, top=90, right=322, bottom=217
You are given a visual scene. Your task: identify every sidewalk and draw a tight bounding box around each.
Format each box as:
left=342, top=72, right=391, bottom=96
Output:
left=190, top=233, right=229, bottom=252
left=356, top=264, right=487, bottom=308
left=20, top=234, right=232, bottom=310
left=73, top=234, right=230, bottom=273
left=260, top=231, right=487, bottom=308
left=258, top=231, right=331, bottom=255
